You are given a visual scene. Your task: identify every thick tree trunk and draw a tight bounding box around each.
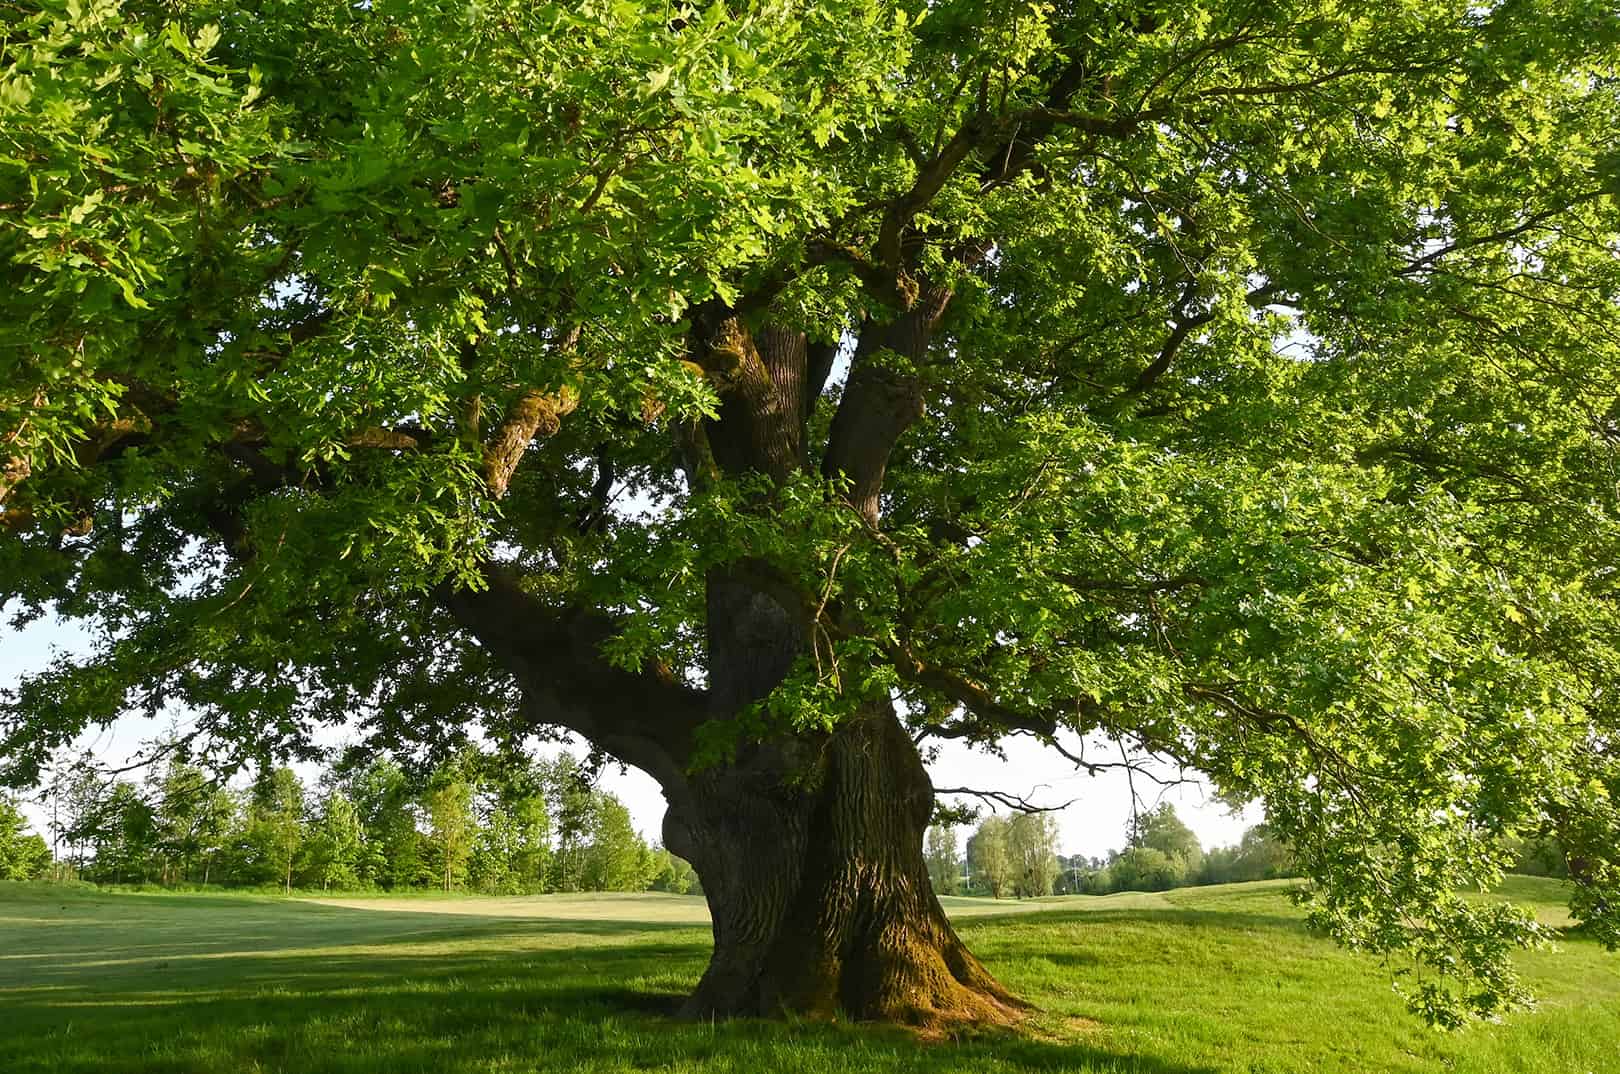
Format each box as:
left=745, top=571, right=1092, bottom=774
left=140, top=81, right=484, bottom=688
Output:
left=657, top=570, right=1024, bottom=1026
left=664, top=702, right=1023, bottom=1026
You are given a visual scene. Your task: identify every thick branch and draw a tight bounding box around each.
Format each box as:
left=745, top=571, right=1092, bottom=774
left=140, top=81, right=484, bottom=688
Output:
left=877, top=113, right=996, bottom=272
left=482, top=386, right=580, bottom=497
left=687, top=312, right=808, bottom=480
left=804, top=239, right=917, bottom=309
left=438, top=566, right=709, bottom=786
left=803, top=338, right=840, bottom=422
left=575, top=443, right=617, bottom=533
left=822, top=287, right=952, bottom=522
left=896, top=655, right=1075, bottom=741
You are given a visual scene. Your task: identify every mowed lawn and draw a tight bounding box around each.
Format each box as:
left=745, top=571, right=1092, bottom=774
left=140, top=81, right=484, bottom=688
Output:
left=0, top=878, right=1615, bottom=1074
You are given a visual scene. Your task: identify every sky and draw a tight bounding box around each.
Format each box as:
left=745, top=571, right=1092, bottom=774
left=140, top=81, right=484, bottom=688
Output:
left=1, top=608, right=1259, bottom=861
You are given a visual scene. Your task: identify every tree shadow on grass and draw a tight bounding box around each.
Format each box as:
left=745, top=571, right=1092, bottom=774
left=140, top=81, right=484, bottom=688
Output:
left=4, top=974, right=1220, bottom=1074
left=960, top=907, right=1319, bottom=968
left=966, top=907, right=1313, bottom=935
left=0, top=898, right=1235, bottom=1074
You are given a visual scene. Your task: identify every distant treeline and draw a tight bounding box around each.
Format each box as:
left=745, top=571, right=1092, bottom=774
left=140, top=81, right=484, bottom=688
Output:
left=0, top=797, right=52, bottom=880
left=922, top=804, right=1294, bottom=899
left=3, top=750, right=698, bottom=895
left=927, top=803, right=1573, bottom=899
left=5, top=764, right=1570, bottom=899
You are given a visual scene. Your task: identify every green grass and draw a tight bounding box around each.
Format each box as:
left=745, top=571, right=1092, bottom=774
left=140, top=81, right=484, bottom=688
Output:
left=1, top=878, right=1614, bottom=1073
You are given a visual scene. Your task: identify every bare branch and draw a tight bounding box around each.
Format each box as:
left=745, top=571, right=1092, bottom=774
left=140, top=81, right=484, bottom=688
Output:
left=935, top=785, right=1079, bottom=814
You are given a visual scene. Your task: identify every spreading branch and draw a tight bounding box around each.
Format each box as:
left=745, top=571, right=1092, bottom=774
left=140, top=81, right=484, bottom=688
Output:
left=438, top=565, right=708, bottom=790
left=1127, top=283, right=1288, bottom=395
left=821, top=287, right=952, bottom=522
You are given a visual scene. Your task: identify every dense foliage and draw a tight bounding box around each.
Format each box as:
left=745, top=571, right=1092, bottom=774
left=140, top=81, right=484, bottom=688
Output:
left=3, top=0, right=1619, bottom=1025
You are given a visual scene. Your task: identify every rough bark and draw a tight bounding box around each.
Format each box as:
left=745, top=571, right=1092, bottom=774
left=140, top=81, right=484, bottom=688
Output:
left=688, top=312, right=810, bottom=481
left=482, top=385, right=581, bottom=497
left=666, top=699, right=1025, bottom=1026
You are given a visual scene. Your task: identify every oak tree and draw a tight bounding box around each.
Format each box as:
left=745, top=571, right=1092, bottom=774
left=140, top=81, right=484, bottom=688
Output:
left=3, top=0, right=1619, bottom=1027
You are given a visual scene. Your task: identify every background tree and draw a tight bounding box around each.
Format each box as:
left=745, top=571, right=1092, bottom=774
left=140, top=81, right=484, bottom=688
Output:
left=304, top=785, right=365, bottom=891
left=48, top=763, right=110, bottom=878
left=247, top=768, right=305, bottom=894
left=149, top=758, right=216, bottom=885
left=541, top=756, right=597, bottom=895
left=343, top=758, right=424, bottom=890
left=1110, top=847, right=1186, bottom=893
left=1509, top=835, right=1571, bottom=881
left=1200, top=825, right=1295, bottom=886
left=193, top=785, right=238, bottom=886
left=3, top=0, right=1619, bottom=1027
left=648, top=844, right=702, bottom=896
left=6, top=746, right=690, bottom=894
left=1083, top=866, right=1114, bottom=897
left=501, top=785, right=553, bottom=893
left=0, top=796, right=52, bottom=880
left=471, top=756, right=554, bottom=894
left=1128, top=805, right=1204, bottom=880
left=924, top=824, right=960, bottom=896
left=86, top=781, right=157, bottom=884
left=423, top=771, right=476, bottom=893
left=579, top=793, right=656, bottom=893
left=966, top=817, right=1013, bottom=899
left=1007, top=813, right=1061, bottom=898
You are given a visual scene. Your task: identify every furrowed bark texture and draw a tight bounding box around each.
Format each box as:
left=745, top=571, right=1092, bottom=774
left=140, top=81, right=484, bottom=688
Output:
left=662, top=562, right=1022, bottom=1024
left=666, top=696, right=1023, bottom=1024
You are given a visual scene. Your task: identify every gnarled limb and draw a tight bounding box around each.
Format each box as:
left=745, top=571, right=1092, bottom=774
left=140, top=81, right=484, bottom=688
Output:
left=482, top=386, right=580, bottom=497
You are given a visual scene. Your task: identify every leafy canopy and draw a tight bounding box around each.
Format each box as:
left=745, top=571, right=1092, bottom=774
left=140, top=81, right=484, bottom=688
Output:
left=3, top=0, right=1619, bottom=1025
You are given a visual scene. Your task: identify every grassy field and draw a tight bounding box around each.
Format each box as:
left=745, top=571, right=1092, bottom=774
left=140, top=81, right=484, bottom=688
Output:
left=1, top=878, right=1614, bottom=1074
